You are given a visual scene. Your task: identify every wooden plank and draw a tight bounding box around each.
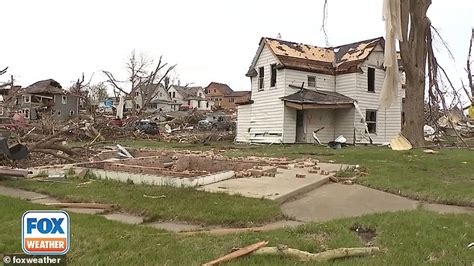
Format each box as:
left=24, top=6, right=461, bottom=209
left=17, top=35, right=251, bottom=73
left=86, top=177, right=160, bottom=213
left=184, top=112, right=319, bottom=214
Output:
left=202, top=241, right=269, bottom=266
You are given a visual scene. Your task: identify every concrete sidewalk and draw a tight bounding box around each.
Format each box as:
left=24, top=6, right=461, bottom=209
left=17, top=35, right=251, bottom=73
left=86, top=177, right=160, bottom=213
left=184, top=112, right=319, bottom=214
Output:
left=281, top=183, right=474, bottom=222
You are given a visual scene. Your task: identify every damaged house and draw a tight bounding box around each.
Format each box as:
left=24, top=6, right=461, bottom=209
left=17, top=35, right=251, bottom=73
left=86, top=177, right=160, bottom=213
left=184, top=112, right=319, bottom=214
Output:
left=168, top=85, right=212, bottom=111
left=205, top=82, right=251, bottom=110
left=236, top=37, right=403, bottom=144
left=11, top=79, right=79, bottom=120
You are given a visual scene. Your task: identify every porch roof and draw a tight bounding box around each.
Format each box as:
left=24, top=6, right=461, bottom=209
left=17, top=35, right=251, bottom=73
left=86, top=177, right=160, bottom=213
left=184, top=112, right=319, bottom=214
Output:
left=280, top=87, right=355, bottom=109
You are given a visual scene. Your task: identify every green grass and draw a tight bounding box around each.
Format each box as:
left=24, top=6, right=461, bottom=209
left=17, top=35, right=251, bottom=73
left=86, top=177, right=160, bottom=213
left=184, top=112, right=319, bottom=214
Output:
left=0, top=178, right=282, bottom=227
left=1, top=195, right=472, bottom=265
left=109, top=141, right=474, bottom=207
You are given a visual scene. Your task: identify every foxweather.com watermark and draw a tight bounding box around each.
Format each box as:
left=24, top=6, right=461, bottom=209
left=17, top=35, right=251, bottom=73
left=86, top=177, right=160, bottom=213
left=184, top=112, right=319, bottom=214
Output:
left=2, top=254, right=66, bottom=265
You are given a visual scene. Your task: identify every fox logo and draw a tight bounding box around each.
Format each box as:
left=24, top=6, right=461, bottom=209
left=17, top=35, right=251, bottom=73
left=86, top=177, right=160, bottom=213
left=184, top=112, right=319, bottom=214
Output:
left=22, top=210, right=70, bottom=255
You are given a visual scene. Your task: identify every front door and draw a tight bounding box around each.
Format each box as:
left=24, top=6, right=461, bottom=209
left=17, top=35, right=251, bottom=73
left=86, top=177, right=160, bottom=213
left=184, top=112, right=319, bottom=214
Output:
left=296, top=110, right=305, bottom=143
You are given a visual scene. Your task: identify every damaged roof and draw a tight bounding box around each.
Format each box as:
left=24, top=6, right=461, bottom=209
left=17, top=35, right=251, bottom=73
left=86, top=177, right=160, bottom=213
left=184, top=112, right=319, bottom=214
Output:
left=204, top=82, right=234, bottom=95
left=224, top=91, right=251, bottom=97
left=247, top=37, right=384, bottom=76
left=172, top=85, right=204, bottom=99
left=24, top=79, right=65, bottom=95
left=280, top=87, right=355, bottom=105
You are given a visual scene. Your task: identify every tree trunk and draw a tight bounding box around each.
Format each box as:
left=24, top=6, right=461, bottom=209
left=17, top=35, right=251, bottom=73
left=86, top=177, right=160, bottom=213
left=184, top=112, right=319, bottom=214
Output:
left=399, top=0, right=431, bottom=147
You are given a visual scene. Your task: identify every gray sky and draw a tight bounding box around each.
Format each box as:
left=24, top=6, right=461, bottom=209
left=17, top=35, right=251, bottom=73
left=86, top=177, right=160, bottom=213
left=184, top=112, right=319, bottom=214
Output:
left=1, top=0, right=473, bottom=92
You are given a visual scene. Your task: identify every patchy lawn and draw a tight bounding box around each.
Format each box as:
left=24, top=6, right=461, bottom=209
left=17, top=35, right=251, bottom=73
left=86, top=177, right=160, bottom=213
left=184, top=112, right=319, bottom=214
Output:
left=1, top=195, right=472, bottom=265
left=111, top=141, right=473, bottom=207
left=0, top=178, right=283, bottom=227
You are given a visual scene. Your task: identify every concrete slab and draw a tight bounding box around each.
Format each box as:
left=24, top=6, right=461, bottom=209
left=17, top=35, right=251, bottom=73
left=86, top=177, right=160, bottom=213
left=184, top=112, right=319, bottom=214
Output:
left=0, top=186, right=48, bottom=200
left=145, top=222, right=203, bottom=232
left=102, top=212, right=144, bottom=224
left=200, top=166, right=330, bottom=203
left=65, top=208, right=106, bottom=215
left=422, top=203, right=474, bottom=214
left=282, top=183, right=419, bottom=222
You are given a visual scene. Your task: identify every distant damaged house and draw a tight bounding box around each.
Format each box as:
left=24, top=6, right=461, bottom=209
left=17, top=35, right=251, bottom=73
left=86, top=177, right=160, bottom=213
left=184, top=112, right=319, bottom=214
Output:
left=12, top=79, right=79, bottom=120
left=134, top=83, right=179, bottom=112
left=236, top=37, right=403, bottom=144
left=167, top=85, right=211, bottom=110
left=205, top=82, right=251, bottom=110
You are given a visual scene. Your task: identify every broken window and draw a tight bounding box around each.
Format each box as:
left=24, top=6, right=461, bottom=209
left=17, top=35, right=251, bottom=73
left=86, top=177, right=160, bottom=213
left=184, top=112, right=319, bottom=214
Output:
left=258, top=67, right=264, bottom=90
left=366, top=110, right=377, bottom=133
left=62, top=95, right=67, bottom=104
left=308, top=76, right=316, bottom=87
left=22, top=95, right=31, bottom=103
left=57, top=110, right=61, bottom=116
left=270, top=64, right=277, bottom=87
left=69, top=110, right=75, bottom=116
left=368, top=67, right=375, bottom=92
left=172, top=91, right=176, bottom=98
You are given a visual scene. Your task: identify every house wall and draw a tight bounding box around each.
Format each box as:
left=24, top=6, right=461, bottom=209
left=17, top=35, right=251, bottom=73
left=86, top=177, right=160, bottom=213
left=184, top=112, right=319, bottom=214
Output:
left=285, top=70, right=336, bottom=92
left=248, top=45, right=286, bottom=143
left=52, top=95, right=79, bottom=120
left=334, top=73, right=357, bottom=143
left=304, top=109, right=335, bottom=143
left=353, top=46, right=402, bottom=144
left=236, top=104, right=252, bottom=142
left=168, top=87, right=185, bottom=104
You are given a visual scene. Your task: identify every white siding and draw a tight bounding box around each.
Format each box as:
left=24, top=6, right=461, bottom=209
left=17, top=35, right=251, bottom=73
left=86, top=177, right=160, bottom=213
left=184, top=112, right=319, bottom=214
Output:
left=334, top=74, right=357, bottom=143
left=304, top=109, right=335, bottom=143
left=248, top=45, right=286, bottom=143
left=353, top=47, right=402, bottom=144
left=285, top=70, right=335, bottom=92
left=236, top=104, right=252, bottom=142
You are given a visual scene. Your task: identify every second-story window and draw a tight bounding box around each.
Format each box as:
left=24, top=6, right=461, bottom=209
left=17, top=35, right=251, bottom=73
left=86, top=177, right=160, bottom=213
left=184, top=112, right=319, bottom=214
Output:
left=308, top=76, right=316, bottom=87
left=62, top=96, right=67, bottom=105
left=258, top=67, right=264, bottom=90
left=270, top=64, right=277, bottom=87
left=368, top=67, right=375, bottom=92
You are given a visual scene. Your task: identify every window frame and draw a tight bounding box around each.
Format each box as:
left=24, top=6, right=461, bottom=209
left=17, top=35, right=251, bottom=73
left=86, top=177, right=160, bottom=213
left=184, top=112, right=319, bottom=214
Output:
left=61, top=95, right=68, bottom=105
left=308, top=76, right=316, bottom=88
left=258, top=67, right=265, bottom=90
left=270, top=64, right=277, bottom=87
left=23, top=95, right=31, bottom=103
left=365, top=109, right=377, bottom=134
left=367, top=67, right=375, bottom=92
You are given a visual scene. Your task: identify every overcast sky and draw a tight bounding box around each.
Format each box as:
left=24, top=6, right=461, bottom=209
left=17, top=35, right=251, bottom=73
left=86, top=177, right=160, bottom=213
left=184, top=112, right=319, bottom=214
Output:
left=1, top=0, right=473, bottom=92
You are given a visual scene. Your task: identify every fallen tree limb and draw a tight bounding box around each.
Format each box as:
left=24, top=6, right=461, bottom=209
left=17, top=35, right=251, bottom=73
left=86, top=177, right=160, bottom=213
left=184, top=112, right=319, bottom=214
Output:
left=202, top=241, right=269, bottom=266
left=253, top=246, right=381, bottom=262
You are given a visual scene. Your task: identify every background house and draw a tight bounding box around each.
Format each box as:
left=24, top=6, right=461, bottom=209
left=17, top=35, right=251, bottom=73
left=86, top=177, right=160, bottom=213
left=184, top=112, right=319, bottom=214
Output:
left=168, top=85, right=211, bottom=110
left=205, top=82, right=251, bottom=110
left=236, top=37, right=403, bottom=144
left=12, top=79, right=79, bottom=120
left=134, top=83, right=178, bottom=112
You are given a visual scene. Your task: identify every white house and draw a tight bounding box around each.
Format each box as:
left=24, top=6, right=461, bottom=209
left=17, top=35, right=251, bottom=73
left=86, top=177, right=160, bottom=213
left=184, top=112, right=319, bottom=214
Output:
left=168, top=85, right=212, bottom=110
left=134, top=83, right=179, bottom=112
left=236, top=37, right=403, bottom=144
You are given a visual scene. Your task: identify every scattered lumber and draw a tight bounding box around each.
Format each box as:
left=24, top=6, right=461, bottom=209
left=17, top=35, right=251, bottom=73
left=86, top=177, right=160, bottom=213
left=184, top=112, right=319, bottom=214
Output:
left=202, top=241, right=269, bottom=266
left=253, top=246, right=381, bottom=262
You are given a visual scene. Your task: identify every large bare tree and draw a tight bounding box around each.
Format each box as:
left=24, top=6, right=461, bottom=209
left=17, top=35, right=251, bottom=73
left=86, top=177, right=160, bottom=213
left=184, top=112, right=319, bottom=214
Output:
left=102, top=50, right=175, bottom=114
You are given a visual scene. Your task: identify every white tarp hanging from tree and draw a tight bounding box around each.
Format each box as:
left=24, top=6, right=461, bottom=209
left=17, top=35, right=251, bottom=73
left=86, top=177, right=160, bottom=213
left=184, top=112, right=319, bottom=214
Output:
left=380, top=0, right=403, bottom=109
